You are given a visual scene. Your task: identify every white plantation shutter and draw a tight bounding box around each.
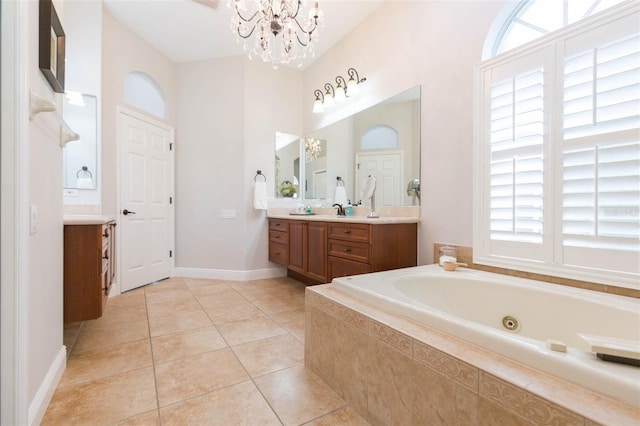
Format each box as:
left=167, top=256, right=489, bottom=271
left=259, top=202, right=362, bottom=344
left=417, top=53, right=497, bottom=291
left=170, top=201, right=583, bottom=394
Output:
left=489, top=69, right=545, bottom=244
left=475, top=2, right=640, bottom=287
left=561, top=32, right=640, bottom=274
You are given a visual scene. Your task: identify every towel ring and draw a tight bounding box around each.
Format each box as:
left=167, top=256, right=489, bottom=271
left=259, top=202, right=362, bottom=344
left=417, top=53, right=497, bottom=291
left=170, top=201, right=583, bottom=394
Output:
left=336, top=176, right=345, bottom=187
left=254, top=170, right=266, bottom=182
left=76, top=166, right=93, bottom=179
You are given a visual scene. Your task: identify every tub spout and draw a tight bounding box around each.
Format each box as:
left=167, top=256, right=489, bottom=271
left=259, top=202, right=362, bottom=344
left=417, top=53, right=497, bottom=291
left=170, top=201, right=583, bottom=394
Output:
left=443, top=261, right=468, bottom=271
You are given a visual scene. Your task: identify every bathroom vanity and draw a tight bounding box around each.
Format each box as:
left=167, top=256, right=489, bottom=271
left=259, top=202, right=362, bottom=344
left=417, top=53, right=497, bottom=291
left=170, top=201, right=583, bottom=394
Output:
left=268, top=215, right=418, bottom=284
left=63, top=215, right=116, bottom=322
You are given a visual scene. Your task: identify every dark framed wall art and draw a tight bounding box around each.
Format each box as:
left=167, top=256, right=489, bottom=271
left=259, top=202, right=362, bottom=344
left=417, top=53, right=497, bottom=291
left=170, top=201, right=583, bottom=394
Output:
left=39, top=0, right=66, bottom=93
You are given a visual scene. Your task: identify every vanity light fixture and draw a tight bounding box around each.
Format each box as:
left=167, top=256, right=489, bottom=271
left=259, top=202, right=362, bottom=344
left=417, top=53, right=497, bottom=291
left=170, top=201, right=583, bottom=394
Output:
left=347, top=67, right=366, bottom=95
left=312, top=67, right=366, bottom=113
left=323, top=83, right=335, bottom=108
left=312, top=89, right=325, bottom=113
left=229, top=0, right=323, bottom=67
left=334, top=76, right=347, bottom=102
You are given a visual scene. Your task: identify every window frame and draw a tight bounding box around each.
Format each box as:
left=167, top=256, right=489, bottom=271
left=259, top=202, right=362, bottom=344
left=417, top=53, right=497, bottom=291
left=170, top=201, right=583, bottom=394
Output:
left=474, top=0, right=640, bottom=289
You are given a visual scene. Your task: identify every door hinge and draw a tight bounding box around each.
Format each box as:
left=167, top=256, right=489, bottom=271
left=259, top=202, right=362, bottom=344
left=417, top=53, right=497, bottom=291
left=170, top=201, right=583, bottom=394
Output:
left=169, top=142, right=173, bottom=151
left=169, top=196, right=173, bottom=204
left=169, top=250, right=173, bottom=258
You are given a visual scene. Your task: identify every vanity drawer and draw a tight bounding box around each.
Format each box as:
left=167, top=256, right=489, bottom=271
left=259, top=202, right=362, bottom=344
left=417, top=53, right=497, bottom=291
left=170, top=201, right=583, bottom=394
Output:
left=328, top=240, right=370, bottom=263
left=329, top=256, right=372, bottom=279
left=269, top=219, right=289, bottom=233
left=269, top=229, right=288, bottom=245
left=327, top=223, right=371, bottom=243
left=269, top=242, right=288, bottom=265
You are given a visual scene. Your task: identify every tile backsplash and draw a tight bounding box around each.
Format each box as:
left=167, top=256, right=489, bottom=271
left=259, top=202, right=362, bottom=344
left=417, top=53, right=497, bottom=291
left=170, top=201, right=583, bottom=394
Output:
left=433, top=242, right=639, bottom=299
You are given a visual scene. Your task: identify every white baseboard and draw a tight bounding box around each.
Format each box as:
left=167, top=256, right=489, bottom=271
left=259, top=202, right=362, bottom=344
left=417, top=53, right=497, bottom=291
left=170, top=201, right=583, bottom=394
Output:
left=28, top=345, right=66, bottom=426
left=173, top=266, right=286, bottom=281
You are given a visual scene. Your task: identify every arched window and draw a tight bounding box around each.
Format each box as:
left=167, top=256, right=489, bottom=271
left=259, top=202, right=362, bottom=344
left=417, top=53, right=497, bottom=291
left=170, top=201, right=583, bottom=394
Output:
left=360, top=125, right=398, bottom=150
left=124, top=71, right=166, bottom=118
left=483, top=0, right=627, bottom=59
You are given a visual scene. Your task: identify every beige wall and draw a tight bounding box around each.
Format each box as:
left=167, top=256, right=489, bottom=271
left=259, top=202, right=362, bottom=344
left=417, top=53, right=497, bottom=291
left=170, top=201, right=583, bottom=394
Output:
left=174, top=57, right=303, bottom=273
left=26, top=0, right=65, bottom=411
left=304, top=0, right=505, bottom=264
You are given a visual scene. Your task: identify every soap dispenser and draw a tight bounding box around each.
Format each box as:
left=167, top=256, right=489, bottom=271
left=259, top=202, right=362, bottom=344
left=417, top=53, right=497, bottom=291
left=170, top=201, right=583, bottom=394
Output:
left=345, top=200, right=353, bottom=216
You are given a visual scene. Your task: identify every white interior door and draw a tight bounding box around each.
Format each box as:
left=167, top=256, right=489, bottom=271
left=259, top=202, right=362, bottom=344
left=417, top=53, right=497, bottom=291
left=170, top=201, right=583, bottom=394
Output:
left=355, top=151, right=403, bottom=206
left=118, top=109, right=174, bottom=292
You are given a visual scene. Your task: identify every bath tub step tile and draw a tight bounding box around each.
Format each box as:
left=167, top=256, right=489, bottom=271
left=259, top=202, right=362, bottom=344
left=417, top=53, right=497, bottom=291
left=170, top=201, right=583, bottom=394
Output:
left=479, top=372, right=584, bottom=425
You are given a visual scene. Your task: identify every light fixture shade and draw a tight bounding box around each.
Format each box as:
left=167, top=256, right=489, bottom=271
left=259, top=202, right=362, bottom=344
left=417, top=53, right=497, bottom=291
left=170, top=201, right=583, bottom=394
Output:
left=347, top=77, right=359, bottom=95
left=313, top=98, right=324, bottom=113
left=334, top=85, right=346, bottom=102
left=323, top=94, right=334, bottom=108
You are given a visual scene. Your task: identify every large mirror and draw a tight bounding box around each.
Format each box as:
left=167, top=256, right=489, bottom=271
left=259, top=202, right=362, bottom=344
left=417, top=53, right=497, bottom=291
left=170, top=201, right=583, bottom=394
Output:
left=274, top=132, right=301, bottom=198
left=274, top=86, right=421, bottom=206
left=63, top=93, right=97, bottom=189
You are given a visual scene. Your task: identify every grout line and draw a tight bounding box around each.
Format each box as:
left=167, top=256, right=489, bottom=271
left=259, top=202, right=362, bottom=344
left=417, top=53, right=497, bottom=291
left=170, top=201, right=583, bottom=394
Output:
left=144, top=278, right=169, bottom=425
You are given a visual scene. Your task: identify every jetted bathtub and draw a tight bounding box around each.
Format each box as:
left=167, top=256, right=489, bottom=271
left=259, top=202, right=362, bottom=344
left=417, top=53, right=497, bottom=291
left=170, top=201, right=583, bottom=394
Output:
left=331, top=264, right=640, bottom=407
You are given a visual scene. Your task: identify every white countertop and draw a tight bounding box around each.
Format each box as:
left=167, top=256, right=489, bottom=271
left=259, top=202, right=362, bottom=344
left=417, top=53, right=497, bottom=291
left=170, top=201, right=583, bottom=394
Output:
left=267, top=213, right=419, bottom=224
left=63, top=215, right=116, bottom=225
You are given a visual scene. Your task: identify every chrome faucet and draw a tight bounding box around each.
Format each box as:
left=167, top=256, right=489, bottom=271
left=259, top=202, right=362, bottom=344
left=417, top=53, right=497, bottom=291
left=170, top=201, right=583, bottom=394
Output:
left=333, top=203, right=346, bottom=216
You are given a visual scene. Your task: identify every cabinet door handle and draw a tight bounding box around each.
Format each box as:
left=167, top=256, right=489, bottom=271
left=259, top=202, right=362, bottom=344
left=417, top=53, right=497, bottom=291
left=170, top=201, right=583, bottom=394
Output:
left=103, top=254, right=109, bottom=260
left=103, top=231, right=109, bottom=238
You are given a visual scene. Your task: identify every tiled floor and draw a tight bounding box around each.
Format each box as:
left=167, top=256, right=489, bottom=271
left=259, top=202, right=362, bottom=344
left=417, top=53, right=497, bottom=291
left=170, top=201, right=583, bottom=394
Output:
left=43, top=277, right=370, bottom=425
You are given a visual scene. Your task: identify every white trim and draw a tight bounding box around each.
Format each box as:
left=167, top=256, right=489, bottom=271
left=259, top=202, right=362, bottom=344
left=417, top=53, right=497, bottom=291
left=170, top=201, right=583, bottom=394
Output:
left=1, top=1, right=30, bottom=424
left=115, top=106, right=175, bottom=295
left=27, top=347, right=66, bottom=426
left=174, top=267, right=287, bottom=281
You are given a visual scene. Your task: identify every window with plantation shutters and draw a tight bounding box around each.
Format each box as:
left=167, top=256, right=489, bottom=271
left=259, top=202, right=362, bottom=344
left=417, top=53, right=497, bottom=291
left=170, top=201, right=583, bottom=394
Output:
left=475, top=1, right=640, bottom=288
left=561, top=32, right=640, bottom=275
left=489, top=68, right=544, bottom=244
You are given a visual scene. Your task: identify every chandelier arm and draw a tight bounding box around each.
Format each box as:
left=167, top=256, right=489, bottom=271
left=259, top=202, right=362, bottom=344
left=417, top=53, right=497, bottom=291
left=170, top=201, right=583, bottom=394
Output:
left=236, top=23, right=259, bottom=39
left=234, top=8, right=263, bottom=23
left=291, top=15, right=317, bottom=35
left=295, top=33, right=309, bottom=47
left=286, top=0, right=302, bottom=20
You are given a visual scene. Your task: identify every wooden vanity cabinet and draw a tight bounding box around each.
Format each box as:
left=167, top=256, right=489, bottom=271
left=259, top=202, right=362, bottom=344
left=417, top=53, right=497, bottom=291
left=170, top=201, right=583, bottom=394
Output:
left=268, top=219, right=289, bottom=265
left=63, top=221, right=116, bottom=323
left=328, top=222, right=417, bottom=280
left=268, top=218, right=416, bottom=284
left=288, top=221, right=328, bottom=283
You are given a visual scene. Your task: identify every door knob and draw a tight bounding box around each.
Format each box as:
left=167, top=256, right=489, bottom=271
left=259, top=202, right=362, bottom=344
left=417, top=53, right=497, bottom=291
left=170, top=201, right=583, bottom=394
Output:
left=122, top=209, right=136, bottom=215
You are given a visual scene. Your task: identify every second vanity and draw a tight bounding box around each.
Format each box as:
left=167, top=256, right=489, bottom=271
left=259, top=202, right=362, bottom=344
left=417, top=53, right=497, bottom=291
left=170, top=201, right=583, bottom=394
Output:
left=268, top=213, right=418, bottom=284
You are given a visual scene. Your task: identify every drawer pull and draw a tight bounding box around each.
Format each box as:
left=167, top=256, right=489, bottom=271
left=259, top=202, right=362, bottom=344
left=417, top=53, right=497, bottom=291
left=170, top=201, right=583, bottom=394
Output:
left=274, top=236, right=281, bottom=239
left=275, top=223, right=281, bottom=226
left=343, top=248, right=352, bottom=253
left=344, top=230, right=352, bottom=234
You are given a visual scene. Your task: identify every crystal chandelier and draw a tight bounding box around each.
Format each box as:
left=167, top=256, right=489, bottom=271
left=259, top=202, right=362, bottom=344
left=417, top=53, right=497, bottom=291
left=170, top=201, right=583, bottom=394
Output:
left=229, top=0, right=323, bottom=67
left=305, top=137, right=322, bottom=162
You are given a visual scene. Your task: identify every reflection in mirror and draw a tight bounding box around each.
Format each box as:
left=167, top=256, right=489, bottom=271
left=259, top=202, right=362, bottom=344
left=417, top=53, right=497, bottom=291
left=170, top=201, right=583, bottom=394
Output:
left=274, top=132, right=300, bottom=198
left=63, top=93, right=97, bottom=189
left=303, top=138, right=327, bottom=200
left=300, top=86, right=420, bottom=206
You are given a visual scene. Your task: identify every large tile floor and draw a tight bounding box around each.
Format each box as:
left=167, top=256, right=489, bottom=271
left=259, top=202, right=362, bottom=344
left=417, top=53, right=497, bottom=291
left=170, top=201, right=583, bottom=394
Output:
left=43, top=277, right=370, bottom=425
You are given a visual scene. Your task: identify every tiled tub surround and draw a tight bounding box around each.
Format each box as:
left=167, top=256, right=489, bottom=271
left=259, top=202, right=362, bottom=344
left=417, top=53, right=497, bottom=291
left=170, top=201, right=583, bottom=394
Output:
left=305, top=285, right=640, bottom=425
left=433, top=243, right=640, bottom=299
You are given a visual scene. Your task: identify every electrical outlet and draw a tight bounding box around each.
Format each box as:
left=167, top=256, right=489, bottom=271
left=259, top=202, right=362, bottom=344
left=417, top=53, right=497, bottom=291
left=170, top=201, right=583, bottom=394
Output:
left=221, top=209, right=236, bottom=219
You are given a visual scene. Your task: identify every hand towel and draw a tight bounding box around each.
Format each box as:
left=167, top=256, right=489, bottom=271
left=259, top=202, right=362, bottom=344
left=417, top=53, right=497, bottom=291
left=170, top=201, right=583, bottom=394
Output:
left=253, top=181, right=268, bottom=210
left=334, top=186, right=348, bottom=205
